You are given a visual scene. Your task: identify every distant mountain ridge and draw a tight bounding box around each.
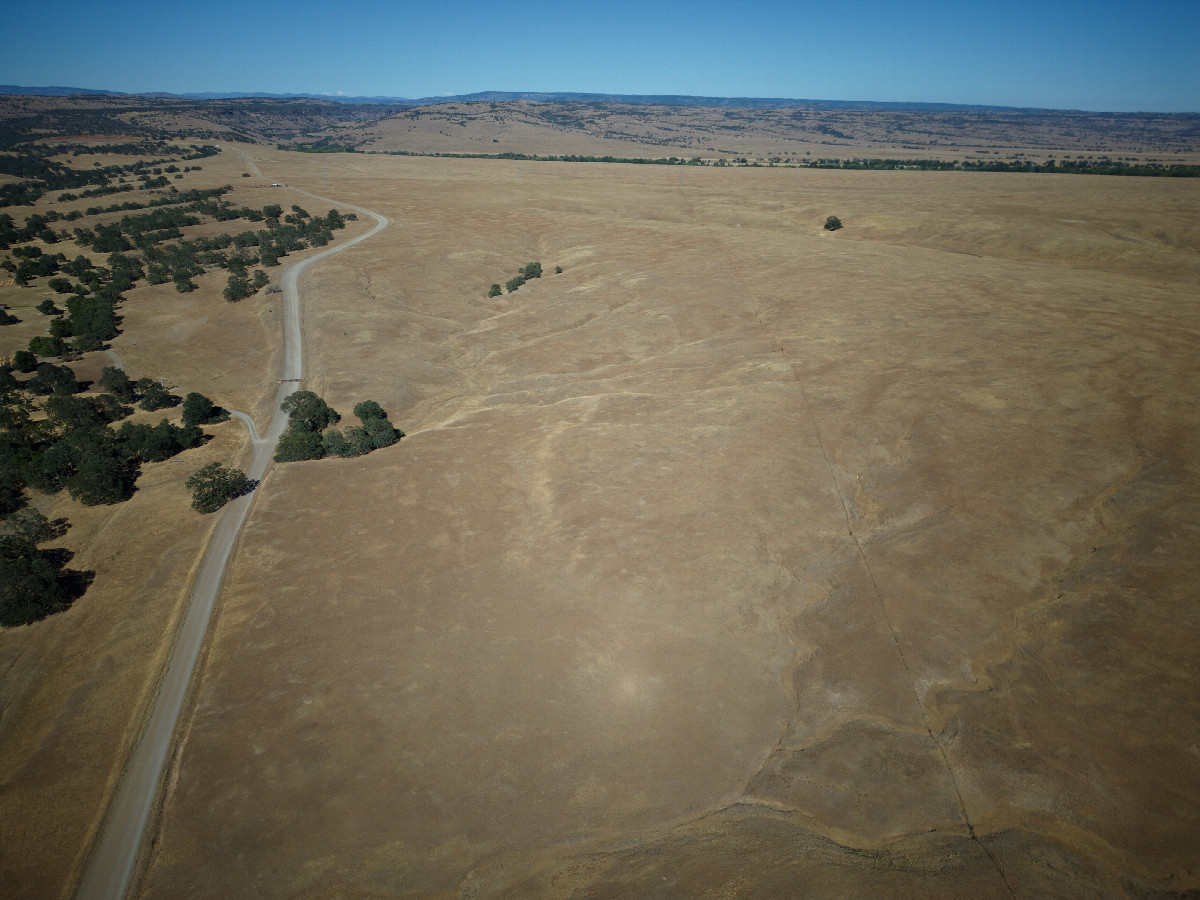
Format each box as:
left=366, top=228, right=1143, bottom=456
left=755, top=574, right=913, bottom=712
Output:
left=0, top=84, right=1085, bottom=114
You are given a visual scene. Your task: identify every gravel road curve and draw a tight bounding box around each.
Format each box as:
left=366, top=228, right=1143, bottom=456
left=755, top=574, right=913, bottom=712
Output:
left=74, top=165, right=389, bottom=900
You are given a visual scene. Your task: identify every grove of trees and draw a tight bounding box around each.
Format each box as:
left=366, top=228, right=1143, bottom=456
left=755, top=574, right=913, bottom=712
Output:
left=274, top=391, right=403, bottom=462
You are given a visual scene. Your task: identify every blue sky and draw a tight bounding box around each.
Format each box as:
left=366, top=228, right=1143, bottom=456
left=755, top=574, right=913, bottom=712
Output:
left=3, top=0, right=1197, bottom=111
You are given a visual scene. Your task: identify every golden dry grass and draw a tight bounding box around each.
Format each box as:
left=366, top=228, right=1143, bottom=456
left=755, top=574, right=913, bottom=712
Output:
left=2, top=148, right=1198, bottom=898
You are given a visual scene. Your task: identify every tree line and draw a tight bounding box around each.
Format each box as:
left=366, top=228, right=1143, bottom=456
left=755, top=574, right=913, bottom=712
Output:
left=488, top=260, right=565, bottom=298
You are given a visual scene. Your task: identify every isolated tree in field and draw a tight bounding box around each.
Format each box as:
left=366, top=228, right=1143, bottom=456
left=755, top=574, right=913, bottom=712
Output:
left=185, top=462, right=251, bottom=513
left=488, top=283, right=502, bottom=298
left=823, top=215, right=843, bottom=231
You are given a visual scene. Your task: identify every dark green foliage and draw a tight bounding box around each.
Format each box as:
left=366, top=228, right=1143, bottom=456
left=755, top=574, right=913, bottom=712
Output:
left=116, top=419, right=202, bottom=462
left=49, top=317, right=74, bottom=338
left=65, top=291, right=120, bottom=343
left=25, top=363, right=79, bottom=395
left=37, top=426, right=139, bottom=505
left=38, top=298, right=63, bottom=313
left=280, top=391, right=340, bottom=432
left=0, top=309, right=18, bottom=325
left=173, top=271, right=197, bottom=292
left=359, top=418, right=402, bottom=450
left=488, top=283, right=502, bottom=298
left=274, top=426, right=325, bottom=462
left=353, top=400, right=387, bottom=423
left=275, top=391, right=340, bottom=462
left=106, top=252, right=143, bottom=287
left=44, top=393, right=129, bottom=430
left=502, top=261, right=544, bottom=294
left=275, top=394, right=400, bottom=462
left=322, top=420, right=401, bottom=458
left=28, top=335, right=67, bottom=358
left=223, top=273, right=254, bottom=302
left=0, top=457, right=24, bottom=518
left=137, top=378, right=176, bottom=411
left=320, top=403, right=402, bottom=458
left=99, top=366, right=134, bottom=400
left=321, top=428, right=351, bottom=457
left=12, top=351, right=36, bottom=373
left=823, top=215, right=843, bottom=231
left=1, top=510, right=90, bottom=626
left=71, top=333, right=104, bottom=353
left=181, top=391, right=220, bottom=427
left=555, top=266, right=563, bottom=274
left=252, top=270, right=269, bottom=291
left=185, top=462, right=251, bottom=513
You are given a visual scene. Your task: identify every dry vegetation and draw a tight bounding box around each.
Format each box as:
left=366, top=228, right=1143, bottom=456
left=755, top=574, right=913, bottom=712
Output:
left=312, top=98, right=1200, bottom=166
left=1, top=99, right=1199, bottom=898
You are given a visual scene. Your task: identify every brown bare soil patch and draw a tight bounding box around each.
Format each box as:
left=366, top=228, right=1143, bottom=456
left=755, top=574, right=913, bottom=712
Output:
left=110, top=156, right=1198, bottom=897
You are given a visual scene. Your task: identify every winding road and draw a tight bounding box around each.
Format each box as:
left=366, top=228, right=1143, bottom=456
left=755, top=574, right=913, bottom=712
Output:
left=75, top=159, right=389, bottom=900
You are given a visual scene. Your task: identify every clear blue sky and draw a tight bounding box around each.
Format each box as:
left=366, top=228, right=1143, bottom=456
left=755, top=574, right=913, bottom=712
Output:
left=3, top=0, right=1197, bottom=111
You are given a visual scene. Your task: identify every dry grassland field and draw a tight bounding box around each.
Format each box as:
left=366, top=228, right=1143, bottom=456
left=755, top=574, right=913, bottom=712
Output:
left=2, top=136, right=1199, bottom=899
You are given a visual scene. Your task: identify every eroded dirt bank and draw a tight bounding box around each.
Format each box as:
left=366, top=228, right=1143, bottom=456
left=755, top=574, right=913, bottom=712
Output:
left=139, top=158, right=1200, bottom=898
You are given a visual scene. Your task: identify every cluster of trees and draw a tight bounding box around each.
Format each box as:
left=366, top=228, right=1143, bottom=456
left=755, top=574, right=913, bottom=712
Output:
left=0, top=142, right=219, bottom=209
left=367, top=149, right=711, bottom=166
left=0, top=189, right=234, bottom=252
left=274, top=391, right=403, bottom=462
left=8, top=252, right=141, bottom=354
left=0, top=358, right=236, bottom=623
left=0, top=361, right=229, bottom=514
left=133, top=204, right=349, bottom=298
left=1, top=509, right=92, bottom=627
left=490, top=261, right=545, bottom=297
left=3, top=245, right=67, bottom=285
left=3, top=198, right=354, bottom=355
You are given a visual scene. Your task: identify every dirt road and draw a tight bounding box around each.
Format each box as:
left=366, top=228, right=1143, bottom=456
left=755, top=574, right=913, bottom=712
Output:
left=73, top=168, right=388, bottom=900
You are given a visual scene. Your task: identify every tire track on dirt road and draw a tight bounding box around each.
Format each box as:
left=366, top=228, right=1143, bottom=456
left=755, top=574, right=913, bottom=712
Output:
left=75, top=154, right=389, bottom=900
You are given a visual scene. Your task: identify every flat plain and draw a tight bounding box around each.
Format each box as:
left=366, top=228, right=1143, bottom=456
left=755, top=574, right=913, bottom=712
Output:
left=2, top=111, right=1199, bottom=899
left=145, top=154, right=1200, bottom=896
